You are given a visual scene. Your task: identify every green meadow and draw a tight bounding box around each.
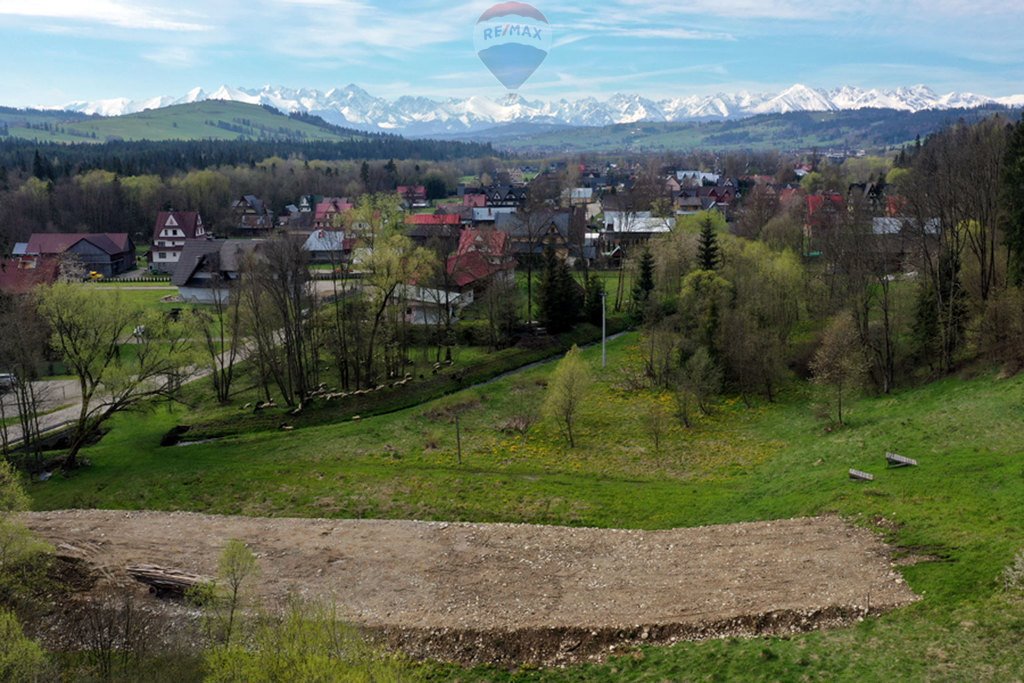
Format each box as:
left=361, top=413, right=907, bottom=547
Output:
left=27, top=333, right=1024, bottom=680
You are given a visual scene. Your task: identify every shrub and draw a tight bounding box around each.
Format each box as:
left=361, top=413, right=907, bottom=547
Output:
left=1002, top=549, right=1024, bottom=593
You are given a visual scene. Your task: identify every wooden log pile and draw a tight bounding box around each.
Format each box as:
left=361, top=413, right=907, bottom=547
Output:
left=126, top=564, right=211, bottom=598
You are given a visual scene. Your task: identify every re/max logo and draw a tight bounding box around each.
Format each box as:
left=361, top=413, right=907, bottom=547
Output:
left=482, top=24, right=543, bottom=41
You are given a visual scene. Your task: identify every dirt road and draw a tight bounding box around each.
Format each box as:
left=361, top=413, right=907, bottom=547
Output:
left=22, top=510, right=917, bottom=665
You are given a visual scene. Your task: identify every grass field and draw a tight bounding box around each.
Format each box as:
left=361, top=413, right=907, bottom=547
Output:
left=26, top=334, right=1024, bottom=680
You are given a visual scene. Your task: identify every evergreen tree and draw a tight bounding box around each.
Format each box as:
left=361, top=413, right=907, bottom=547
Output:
left=31, top=150, right=48, bottom=181
left=632, top=248, right=655, bottom=306
left=538, top=248, right=581, bottom=334
left=1003, top=116, right=1024, bottom=285
left=697, top=215, right=720, bottom=271
left=583, top=274, right=605, bottom=326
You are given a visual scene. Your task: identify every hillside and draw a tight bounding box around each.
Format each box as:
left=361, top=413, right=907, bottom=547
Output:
left=1, top=100, right=366, bottom=144
left=466, top=105, right=1020, bottom=153
left=28, top=333, right=1024, bottom=679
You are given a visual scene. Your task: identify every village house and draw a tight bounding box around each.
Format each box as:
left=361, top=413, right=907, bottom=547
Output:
left=495, top=209, right=583, bottom=263
left=445, top=227, right=516, bottom=297
left=0, top=256, right=59, bottom=295
left=149, top=210, right=206, bottom=273
left=24, top=232, right=136, bottom=278
left=231, top=195, right=274, bottom=236
left=172, top=239, right=262, bottom=303
left=406, top=214, right=463, bottom=248
left=484, top=184, right=528, bottom=208
left=601, top=211, right=674, bottom=258
left=302, top=230, right=351, bottom=263
left=313, top=197, right=354, bottom=229
left=397, top=185, right=429, bottom=209
left=395, top=285, right=470, bottom=326
left=471, top=206, right=517, bottom=227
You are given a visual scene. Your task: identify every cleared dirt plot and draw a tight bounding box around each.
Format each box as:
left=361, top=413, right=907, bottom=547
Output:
left=22, top=510, right=918, bottom=665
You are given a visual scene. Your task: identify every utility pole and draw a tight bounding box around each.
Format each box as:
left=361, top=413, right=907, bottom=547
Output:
left=601, top=290, right=607, bottom=369
left=455, top=413, right=462, bottom=465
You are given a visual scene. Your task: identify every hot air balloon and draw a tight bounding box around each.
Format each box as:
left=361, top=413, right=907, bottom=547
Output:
left=473, top=2, right=552, bottom=91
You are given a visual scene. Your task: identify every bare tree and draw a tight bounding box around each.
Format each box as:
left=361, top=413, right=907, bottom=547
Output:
left=811, top=311, right=869, bottom=426
left=36, top=283, right=196, bottom=468
left=193, top=274, right=244, bottom=404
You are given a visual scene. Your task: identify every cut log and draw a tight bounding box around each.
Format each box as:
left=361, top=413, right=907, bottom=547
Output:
left=126, top=564, right=211, bottom=598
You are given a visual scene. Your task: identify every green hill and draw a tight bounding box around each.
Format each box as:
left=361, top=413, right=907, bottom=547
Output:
left=3, top=100, right=365, bottom=144
left=477, top=106, right=1019, bottom=153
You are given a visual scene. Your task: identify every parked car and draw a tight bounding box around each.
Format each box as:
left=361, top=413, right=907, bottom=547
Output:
left=0, top=373, right=17, bottom=393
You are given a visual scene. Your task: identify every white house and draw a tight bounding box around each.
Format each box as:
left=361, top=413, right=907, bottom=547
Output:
left=603, top=211, right=674, bottom=234
left=150, top=211, right=206, bottom=272
left=395, top=285, right=470, bottom=326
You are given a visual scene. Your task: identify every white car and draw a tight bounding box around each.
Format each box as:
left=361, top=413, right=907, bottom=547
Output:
left=0, top=373, right=17, bottom=393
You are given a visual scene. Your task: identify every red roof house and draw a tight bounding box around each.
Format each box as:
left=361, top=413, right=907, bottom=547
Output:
left=445, top=228, right=515, bottom=290
left=0, top=257, right=59, bottom=294
left=313, top=198, right=354, bottom=228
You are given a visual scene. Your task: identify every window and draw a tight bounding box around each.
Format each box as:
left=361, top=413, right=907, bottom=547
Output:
left=158, top=252, right=167, bottom=259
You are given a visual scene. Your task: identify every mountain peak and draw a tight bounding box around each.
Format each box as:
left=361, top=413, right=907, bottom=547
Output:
left=52, top=83, right=1022, bottom=135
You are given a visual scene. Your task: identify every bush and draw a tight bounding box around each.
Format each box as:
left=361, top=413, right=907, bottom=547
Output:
left=0, top=608, right=47, bottom=682
left=204, top=601, right=410, bottom=683
left=1003, top=549, right=1024, bottom=593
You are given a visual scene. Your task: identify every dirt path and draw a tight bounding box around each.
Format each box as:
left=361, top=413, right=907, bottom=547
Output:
left=22, top=510, right=917, bottom=665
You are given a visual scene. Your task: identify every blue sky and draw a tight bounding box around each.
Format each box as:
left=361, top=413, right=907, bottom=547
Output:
left=1, top=0, right=1022, bottom=106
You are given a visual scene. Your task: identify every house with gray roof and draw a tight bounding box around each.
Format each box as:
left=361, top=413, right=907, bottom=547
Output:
left=172, top=239, right=263, bottom=303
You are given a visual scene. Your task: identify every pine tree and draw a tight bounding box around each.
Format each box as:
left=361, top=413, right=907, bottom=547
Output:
left=1002, top=116, right=1024, bottom=285
left=632, top=248, right=655, bottom=306
left=538, top=248, right=581, bottom=334
left=583, top=274, right=605, bottom=326
left=697, top=215, right=720, bottom=271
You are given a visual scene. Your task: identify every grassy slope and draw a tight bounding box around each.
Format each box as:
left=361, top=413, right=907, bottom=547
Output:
left=28, top=335, right=1024, bottom=680
left=5, top=101, right=357, bottom=143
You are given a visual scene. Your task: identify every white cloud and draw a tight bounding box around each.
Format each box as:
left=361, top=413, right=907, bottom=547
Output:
left=143, top=45, right=200, bottom=67
left=0, top=0, right=210, bottom=31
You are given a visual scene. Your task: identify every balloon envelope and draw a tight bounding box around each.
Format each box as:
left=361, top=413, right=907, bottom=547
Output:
left=473, top=2, right=552, bottom=90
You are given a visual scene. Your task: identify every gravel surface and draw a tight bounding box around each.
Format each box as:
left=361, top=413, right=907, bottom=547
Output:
left=21, top=510, right=918, bottom=665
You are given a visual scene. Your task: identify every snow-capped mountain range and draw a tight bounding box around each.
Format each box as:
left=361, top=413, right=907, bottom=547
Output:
left=55, top=84, right=1024, bottom=137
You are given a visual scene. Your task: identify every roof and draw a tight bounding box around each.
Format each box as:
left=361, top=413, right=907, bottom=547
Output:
left=395, top=284, right=467, bottom=306
left=314, top=198, right=353, bottom=222
left=807, top=193, right=845, bottom=217
left=472, top=206, right=516, bottom=222
left=446, top=250, right=514, bottom=288
left=397, top=185, right=427, bottom=197
left=406, top=214, right=461, bottom=226
left=303, top=230, right=347, bottom=253
left=603, top=212, right=674, bottom=233
left=236, top=195, right=269, bottom=215
left=456, top=228, right=509, bottom=257
left=12, top=243, right=28, bottom=256
left=494, top=211, right=571, bottom=239
left=0, top=257, right=59, bottom=294
left=154, top=211, right=203, bottom=239
left=171, top=240, right=224, bottom=287
left=171, top=239, right=264, bottom=287
left=26, top=232, right=132, bottom=257
left=408, top=223, right=461, bottom=241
